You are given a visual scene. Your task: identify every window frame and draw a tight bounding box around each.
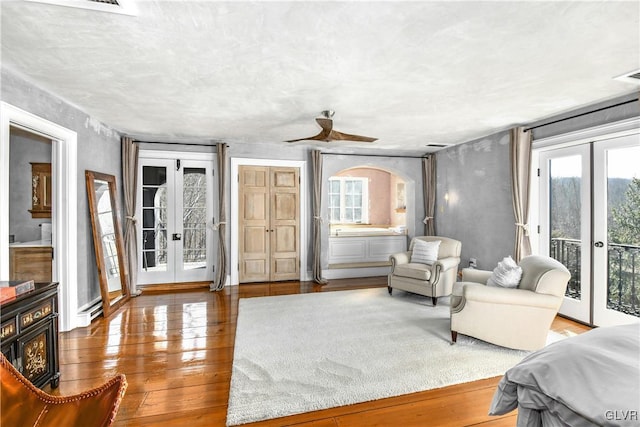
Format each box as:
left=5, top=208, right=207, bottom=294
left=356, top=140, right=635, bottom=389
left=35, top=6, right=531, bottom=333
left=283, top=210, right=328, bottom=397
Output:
left=328, top=176, right=369, bottom=224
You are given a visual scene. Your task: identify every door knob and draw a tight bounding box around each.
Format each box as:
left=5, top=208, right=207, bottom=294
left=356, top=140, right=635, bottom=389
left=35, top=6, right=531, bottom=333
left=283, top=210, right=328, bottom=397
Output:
left=594, top=241, right=604, bottom=248
left=172, top=233, right=182, bottom=241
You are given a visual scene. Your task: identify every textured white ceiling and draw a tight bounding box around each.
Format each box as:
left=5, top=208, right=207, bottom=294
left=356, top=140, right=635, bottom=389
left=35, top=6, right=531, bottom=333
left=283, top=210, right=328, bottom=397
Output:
left=2, top=1, right=639, bottom=153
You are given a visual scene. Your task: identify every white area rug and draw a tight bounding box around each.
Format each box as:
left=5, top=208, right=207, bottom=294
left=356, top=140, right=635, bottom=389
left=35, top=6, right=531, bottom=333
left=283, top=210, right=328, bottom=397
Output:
left=227, top=288, right=550, bottom=425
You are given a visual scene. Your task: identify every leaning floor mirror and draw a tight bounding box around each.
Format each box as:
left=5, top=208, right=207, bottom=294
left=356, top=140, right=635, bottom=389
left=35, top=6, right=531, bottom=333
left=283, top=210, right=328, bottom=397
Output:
left=86, top=170, right=131, bottom=317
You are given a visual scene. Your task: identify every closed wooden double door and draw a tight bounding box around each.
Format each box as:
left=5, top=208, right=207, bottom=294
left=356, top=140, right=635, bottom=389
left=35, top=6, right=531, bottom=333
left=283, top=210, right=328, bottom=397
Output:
left=239, top=166, right=300, bottom=283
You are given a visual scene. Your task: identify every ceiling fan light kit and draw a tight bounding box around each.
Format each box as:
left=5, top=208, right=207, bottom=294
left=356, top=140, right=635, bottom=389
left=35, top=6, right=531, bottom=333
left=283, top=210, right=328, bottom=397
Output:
left=286, top=111, right=377, bottom=143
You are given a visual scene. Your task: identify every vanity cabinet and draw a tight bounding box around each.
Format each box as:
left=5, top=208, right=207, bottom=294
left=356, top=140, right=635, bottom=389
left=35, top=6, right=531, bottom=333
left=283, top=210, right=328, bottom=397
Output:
left=0, top=282, right=60, bottom=389
left=10, top=246, right=53, bottom=282
left=328, top=235, right=407, bottom=266
left=29, top=162, right=52, bottom=218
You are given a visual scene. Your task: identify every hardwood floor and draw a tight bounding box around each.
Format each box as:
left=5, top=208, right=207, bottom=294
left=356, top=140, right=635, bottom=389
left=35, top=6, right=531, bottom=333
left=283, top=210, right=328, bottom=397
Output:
left=50, top=278, right=591, bottom=426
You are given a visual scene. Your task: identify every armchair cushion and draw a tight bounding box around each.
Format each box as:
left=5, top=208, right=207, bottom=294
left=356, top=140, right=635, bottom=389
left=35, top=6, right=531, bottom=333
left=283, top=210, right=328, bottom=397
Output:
left=393, top=263, right=432, bottom=281
left=410, top=239, right=440, bottom=265
left=487, top=256, right=522, bottom=288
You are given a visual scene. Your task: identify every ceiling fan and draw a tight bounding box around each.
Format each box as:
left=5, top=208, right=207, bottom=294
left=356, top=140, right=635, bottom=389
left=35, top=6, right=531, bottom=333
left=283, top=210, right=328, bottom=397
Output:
left=285, top=110, right=377, bottom=143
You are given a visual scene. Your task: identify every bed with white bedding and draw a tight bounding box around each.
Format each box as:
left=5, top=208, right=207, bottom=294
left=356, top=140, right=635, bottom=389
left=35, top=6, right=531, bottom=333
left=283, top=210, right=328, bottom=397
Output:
left=489, top=323, right=640, bottom=426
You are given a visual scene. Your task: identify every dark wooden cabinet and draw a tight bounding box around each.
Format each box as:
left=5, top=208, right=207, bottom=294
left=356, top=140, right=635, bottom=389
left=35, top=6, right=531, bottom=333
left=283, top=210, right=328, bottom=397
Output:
left=29, top=162, right=52, bottom=218
left=0, top=282, right=60, bottom=388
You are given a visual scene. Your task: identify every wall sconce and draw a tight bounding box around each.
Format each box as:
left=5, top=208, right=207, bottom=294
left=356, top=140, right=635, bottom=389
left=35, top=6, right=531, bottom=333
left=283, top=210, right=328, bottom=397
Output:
left=444, top=192, right=450, bottom=204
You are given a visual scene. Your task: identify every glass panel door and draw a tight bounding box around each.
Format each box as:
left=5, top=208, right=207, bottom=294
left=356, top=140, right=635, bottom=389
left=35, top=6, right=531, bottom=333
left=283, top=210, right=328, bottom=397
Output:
left=177, top=164, right=213, bottom=282
left=138, top=157, right=214, bottom=285
left=140, top=161, right=173, bottom=284
left=593, top=135, right=640, bottom=326
left=539, top=144, right=591, bottom=323
left=182, top=167, right=207, bottom=271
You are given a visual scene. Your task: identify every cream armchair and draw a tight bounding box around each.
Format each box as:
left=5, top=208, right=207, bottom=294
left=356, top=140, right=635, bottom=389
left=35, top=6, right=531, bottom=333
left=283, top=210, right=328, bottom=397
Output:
left=450, top=255, right=570, bottom=351
left=388, top=236, right=461, bottom=306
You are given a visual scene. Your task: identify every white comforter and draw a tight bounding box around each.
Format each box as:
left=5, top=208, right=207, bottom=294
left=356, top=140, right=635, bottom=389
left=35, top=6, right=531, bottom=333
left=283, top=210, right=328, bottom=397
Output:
left=490, top=323, right=640, bottom=426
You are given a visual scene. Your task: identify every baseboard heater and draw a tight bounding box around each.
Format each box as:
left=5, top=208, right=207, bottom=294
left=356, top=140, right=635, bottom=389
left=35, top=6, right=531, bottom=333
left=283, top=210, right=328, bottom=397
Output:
left=77, top=298, right=103, bottom=327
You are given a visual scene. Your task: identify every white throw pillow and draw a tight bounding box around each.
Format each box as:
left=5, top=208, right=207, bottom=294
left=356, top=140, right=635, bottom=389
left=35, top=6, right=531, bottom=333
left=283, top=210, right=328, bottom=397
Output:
left=410, top=239, right=441, bottom=265
left=487, top=256, right=522, bottom=288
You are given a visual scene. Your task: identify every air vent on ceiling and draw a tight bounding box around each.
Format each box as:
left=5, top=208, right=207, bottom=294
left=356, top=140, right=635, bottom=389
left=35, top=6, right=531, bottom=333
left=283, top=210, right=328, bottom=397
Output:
left=25, top=0, right=137, bottom=16
left=426, top=144, right=448, bottom=149
left=614, top=69, right=640, bottom=85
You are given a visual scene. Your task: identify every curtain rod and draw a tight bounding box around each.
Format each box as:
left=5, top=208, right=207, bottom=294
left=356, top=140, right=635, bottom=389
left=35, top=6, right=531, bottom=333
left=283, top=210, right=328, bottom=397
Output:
left=523, top=98, right=638, bottom=132
left=321, top=152, right=430, bottom=159
left=133, top=141, right=429, bottom=158
left=133, top=140, right=221, bottom=147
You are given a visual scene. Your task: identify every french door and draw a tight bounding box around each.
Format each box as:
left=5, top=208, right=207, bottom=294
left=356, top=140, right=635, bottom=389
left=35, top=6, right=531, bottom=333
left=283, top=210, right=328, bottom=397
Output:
left=539, top=144, right=592, bottom=322
left=137, top=154, right=215, bottom=285
left=592, top=136, right=640, bottom=326
left=538, top=134, right=639, bottom=326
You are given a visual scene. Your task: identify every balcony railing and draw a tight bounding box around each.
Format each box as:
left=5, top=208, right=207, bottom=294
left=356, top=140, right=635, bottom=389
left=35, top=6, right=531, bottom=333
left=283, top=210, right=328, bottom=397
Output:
left=550, top=238, right=640, bottom=318
left=550, top=238, right=582, bottom=299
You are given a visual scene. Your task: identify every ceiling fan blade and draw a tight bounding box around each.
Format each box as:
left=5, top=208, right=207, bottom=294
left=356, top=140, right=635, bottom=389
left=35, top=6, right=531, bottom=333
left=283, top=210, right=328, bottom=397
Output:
left=329, top=130, right=377, bottom=143
left=285, top=117, right=334, bottom=142
left=285, top=129, right=332, bottom=143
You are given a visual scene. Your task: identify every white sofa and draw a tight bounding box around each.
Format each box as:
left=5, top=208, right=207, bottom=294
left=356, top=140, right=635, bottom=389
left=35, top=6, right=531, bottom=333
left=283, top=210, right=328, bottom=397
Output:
left=387, top=236, right=462, bottom=306
left=450, top=255, right=570, bottom=351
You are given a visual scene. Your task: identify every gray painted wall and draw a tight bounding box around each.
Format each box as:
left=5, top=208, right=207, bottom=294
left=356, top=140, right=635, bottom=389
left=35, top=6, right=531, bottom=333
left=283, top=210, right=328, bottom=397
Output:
left=436, top=131, right=514, bottom=271
left=9, top=130, right=52, bottom=242
left=2, top=68, right=122, bottom=309
left=436, top=91, right=640, bottom=272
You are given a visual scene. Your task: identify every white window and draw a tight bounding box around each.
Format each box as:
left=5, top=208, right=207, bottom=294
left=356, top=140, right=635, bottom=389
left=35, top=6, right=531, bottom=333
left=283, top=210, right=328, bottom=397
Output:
left=328, top=177, right=369, bottom=224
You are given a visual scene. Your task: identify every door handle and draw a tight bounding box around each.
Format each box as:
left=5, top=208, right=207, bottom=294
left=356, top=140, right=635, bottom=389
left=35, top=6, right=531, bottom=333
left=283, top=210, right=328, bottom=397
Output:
left=172, top=233, right=182, bottom=241
left=594, top=241, right=604, bottom=248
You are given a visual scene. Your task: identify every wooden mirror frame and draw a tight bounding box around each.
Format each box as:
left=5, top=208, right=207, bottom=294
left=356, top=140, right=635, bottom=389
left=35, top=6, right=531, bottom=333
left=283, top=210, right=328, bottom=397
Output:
left=85, top=170, right=130, bottom=317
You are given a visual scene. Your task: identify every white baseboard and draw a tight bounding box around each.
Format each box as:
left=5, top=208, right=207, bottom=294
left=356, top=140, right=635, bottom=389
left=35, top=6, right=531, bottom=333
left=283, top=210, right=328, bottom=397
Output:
left=76, top=298, right=103, bottom=327
left=230, top=272, right=313, bottom=286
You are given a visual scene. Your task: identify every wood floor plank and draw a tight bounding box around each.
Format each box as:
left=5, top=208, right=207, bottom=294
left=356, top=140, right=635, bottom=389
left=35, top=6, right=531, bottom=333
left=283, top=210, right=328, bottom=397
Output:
left=288, top=418, right=340, bottom=427
left=469, top=415, right=519, bottom=426
left=112, top=407, right=228, bottom=427
left=132, top=382, right=230, bottom=417
left=50, top=277, right=589, bottom=426
left=333, top=386, right=506, bottom=427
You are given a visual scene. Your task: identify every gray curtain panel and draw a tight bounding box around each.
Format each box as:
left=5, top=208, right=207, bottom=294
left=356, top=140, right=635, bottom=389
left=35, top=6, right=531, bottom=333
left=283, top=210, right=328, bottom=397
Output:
left=211, top=143, right=228, bottom=291
left=510, top=127, right=533, bottom=262
left=422, top=155, right=436, bottom=236
left=312, top=150, right=327, bottom=284
left=121, top=136, right=141, bottom=296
